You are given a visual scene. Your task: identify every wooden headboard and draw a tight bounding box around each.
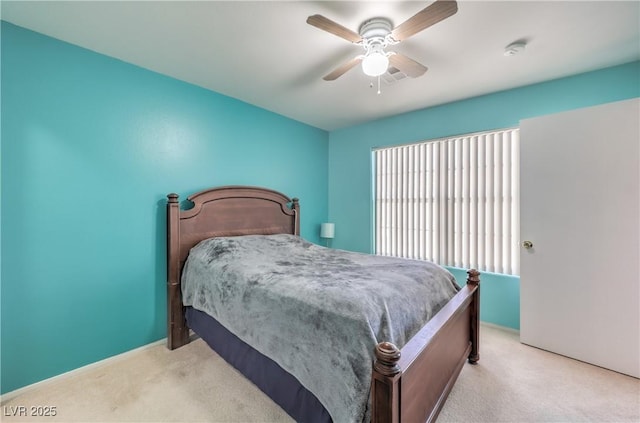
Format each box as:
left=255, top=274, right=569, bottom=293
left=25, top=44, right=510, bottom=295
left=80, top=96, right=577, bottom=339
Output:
left=166, top=185, right=300, bottom=349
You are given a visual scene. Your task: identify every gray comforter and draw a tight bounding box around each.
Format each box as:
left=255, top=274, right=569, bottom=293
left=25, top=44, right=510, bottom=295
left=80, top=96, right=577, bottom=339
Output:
left=182, top=234, right=459, bottom=423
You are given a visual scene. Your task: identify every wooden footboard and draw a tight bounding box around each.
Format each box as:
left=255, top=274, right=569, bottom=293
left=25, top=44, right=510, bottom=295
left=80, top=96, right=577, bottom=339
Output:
left=372, top=269, right=480, bottom=423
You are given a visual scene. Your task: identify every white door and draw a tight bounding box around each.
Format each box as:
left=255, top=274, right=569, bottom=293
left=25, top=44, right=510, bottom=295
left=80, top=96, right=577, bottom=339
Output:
left=520, top=98, right=639, bottom=378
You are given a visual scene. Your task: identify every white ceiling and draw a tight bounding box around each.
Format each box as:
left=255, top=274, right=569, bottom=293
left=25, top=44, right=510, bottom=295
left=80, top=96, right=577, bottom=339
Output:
left=2, top=1, right=639, bottom=131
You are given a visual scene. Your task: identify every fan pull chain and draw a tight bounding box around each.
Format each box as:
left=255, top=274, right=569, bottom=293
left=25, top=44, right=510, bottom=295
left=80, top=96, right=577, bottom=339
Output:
left=369, top=77, right=383, bottom=95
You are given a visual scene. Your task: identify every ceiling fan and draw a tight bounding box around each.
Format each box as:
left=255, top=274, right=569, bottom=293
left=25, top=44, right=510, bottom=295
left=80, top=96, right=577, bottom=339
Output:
left=307, top=0, right=458, bottom=81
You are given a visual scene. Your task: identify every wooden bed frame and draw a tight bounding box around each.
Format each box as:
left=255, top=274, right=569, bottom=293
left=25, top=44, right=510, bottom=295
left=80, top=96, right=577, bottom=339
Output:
left=166, top=185, right=480, bottom=423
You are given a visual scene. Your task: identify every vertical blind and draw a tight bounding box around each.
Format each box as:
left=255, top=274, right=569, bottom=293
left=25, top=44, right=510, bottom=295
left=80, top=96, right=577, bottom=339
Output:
left=374, top=128, right=520, bottom=275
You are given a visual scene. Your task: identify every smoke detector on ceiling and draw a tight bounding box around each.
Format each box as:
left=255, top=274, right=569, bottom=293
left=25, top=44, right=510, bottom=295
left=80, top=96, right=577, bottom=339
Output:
left=504, top=41, right=527, bottom=56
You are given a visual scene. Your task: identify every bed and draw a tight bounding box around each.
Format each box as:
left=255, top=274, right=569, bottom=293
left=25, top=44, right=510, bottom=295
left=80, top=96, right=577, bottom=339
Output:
left=166, top=185, right=480, bottom=423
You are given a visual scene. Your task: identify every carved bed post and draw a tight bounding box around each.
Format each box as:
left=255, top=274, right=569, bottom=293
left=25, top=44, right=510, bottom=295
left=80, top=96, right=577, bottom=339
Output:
left=467, top=269, right=480, bottom=364
left=167, top=193, right=189, bottom=350
left=291, top=198, right=300, bottom=236
left=371, top=342, right=401, bottom=423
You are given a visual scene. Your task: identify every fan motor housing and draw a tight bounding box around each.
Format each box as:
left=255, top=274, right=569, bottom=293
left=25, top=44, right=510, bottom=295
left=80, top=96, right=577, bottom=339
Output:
left=359, top=18, right=393, bottom=39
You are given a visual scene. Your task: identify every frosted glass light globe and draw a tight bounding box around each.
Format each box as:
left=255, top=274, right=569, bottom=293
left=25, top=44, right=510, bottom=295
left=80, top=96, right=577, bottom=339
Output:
left=362, top=52, right=389, bottom=77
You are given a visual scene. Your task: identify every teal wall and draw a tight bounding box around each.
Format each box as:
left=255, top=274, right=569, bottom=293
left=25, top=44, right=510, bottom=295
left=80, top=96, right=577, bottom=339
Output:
left=328, top=61, right=640, bottom=330
left=0, top=22, right=328, bottom=393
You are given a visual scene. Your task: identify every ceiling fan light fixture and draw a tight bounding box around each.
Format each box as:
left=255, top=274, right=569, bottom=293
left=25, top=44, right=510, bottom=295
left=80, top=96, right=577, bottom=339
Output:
left=308, top=1, right=457, bottom=82
left=362, top=51, right=389, bottom=77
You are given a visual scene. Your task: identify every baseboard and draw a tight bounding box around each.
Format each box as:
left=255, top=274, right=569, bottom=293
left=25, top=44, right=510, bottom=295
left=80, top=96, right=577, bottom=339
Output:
left=0, top=338, right=167, bottom=404
left=480, top=321, right=520, bottom=335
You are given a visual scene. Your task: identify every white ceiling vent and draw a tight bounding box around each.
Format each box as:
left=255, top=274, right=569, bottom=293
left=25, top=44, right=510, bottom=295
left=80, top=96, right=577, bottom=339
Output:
left=382, top=67, right=408, bottom=85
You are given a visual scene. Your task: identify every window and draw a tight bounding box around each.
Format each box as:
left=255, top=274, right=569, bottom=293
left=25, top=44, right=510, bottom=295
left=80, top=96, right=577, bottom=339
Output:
left=374, top=128, right=520, bottom=275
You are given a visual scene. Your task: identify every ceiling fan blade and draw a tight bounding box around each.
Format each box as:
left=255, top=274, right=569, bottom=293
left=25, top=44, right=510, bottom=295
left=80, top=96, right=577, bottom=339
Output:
left=323, top=56, right=363, bottom=81
left=307, top=14, right=362, bottom=44
left=389, top=53, right=428, bottom=78
left=391, top=0, right=458, bottom=42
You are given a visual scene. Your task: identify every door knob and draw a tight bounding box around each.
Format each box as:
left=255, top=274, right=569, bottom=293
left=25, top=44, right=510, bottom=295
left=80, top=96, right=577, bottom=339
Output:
left=522, top=240, right=533, bottom=249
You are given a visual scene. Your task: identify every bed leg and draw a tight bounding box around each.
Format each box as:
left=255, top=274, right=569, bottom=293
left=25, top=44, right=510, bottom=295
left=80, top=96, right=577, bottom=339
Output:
left=371, top=342, right=401, bottom=423
left=467, top=269, right=480, bottom=364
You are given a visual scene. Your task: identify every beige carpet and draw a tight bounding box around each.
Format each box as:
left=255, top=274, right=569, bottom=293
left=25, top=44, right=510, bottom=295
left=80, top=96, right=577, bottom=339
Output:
left=2, top=324, right=638, bottom=422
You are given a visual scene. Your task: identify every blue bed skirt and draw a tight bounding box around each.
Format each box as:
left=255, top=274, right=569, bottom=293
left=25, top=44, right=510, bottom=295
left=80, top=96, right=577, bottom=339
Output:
left=185, top=306, right=332, bottom=423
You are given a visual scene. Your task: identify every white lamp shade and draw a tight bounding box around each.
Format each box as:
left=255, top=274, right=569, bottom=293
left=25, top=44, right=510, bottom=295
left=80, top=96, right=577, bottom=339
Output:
left=362, top=52, right=389, bottom=77
left=320, top=223, right=335, bottom=239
